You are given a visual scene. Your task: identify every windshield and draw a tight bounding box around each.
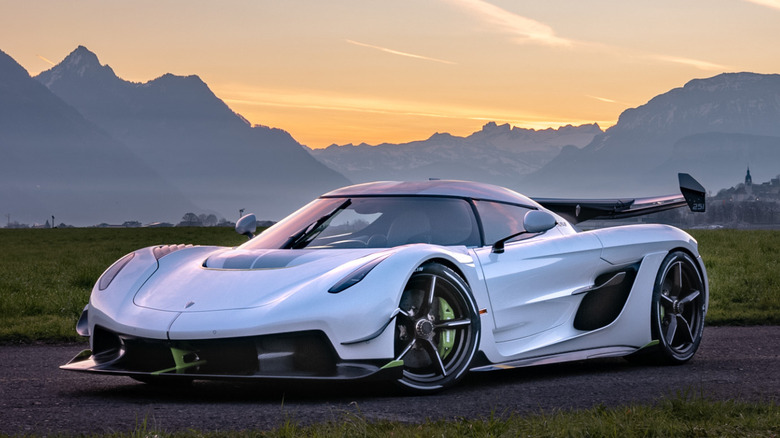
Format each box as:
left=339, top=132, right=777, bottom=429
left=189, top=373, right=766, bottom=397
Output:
left=241, top=196, right=480, bottom=250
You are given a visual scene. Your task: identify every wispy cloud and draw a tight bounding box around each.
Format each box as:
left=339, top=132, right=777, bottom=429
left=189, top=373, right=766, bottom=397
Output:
left=37, top=55, right=55, bottom=66
left=743, top=0, right=780, bottom=11
left=443, top=0, right=573, bottom=47
left=346, top=40, right=457, bottom=65
left=444, top=0, right=729, bottom=72
left=651, top=55, right=730, bottom=71
left=221, top=86, right=596, bottom=129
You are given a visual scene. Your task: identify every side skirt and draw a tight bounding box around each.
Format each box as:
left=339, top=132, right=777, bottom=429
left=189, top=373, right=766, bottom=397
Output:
left=469, top=346, right=638, bottom=372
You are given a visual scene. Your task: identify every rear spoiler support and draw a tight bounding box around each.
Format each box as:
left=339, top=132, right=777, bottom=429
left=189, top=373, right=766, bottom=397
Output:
left=532, top=173, right=706, bottom=225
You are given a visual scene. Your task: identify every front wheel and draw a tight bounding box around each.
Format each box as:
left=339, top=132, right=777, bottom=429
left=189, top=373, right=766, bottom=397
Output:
left=650, top=251, right=706, bottom=364
left=393, top=263, right=480, bottom=393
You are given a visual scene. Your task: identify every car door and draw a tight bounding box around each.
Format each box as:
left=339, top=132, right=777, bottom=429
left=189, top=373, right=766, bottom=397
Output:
left=472, top=201, right=604, bottom=345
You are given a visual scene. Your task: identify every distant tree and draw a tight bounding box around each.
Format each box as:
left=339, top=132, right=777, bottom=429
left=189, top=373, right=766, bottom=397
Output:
left=204, top=214, right=218, bottom=227
left=217, top=217, right=234, bottom=227
left=178, top=212, right=202, bottom=227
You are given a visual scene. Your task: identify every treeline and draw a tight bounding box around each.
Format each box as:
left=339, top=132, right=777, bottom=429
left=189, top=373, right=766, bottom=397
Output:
left=3, top=213, right=276, bottom=229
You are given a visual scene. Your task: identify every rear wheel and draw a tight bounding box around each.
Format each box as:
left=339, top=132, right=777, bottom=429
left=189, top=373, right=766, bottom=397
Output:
left=394, top=263, right=479, bottom=393
left=650, top=251, right=706, bottom=364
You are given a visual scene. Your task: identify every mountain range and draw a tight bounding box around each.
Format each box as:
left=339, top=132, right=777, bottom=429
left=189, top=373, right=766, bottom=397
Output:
left=30, top=46, right=349, bottom=225
left=1, top=49, right=200, bottom=226
left=314, top=72, right=780, bottom=199
left=2, top=45, right=779, bottom=226
left=309, top=122, right=602, bottom=188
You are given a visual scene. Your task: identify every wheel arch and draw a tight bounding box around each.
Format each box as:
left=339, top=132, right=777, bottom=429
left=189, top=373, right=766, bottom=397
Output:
left=419, top=257, right=471, bottom=289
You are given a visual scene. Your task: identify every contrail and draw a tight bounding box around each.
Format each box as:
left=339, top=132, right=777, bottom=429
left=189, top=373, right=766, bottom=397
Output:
left=346, top=40, right=456, bottom=65
left=37, top=55, right=56, bottom=66
left=587, top=95, right=619, bottom=104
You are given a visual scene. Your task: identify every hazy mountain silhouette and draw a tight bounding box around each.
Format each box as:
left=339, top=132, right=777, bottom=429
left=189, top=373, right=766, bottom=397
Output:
left=657, top=132, right=780, bottom=187
left=7, top=45, right=779, bottom=225
left=309, top=122, right=602, bottom=188
left=35, top=46, right=349, bottom=222
left=0, top=49, right=198, bottom=226
left=521, top=73, right=780, bottom=197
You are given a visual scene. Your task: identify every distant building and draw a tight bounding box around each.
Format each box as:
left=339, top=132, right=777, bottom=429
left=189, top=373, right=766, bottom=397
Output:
left=715, top=167, right=780, bottom=203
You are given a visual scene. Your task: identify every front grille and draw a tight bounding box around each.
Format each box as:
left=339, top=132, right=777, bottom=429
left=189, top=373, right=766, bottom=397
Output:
left=91, top=326, right=338, bottom=377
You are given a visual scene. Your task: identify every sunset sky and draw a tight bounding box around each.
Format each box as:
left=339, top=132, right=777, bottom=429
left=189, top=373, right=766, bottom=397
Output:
left=3, top=0, right=780, bottom=148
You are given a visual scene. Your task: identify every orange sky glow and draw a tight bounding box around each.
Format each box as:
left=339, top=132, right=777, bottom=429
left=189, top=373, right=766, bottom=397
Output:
left=2, top=0, right=780, bottom=148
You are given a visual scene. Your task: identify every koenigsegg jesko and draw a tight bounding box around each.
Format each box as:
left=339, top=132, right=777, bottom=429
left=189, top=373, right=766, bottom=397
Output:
left=63, top=174, right=708, bottom=393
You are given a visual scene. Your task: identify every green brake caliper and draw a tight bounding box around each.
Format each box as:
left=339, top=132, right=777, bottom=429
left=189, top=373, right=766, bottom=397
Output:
left=437, top=297, right=455, bottom=359
left=151, top=347, right=207, bottom=375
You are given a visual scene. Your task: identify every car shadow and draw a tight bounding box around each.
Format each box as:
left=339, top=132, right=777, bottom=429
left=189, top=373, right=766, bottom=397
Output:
left=64, top=356, right=647, bottom=403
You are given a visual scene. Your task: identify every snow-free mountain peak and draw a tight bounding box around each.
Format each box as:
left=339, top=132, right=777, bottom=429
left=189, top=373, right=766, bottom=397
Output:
left=31, top=46, right=350, bottom=222
left=523, top=72, right=780, bottom=198
left=37, top=45, right=118, bottom=88
left=611, top=72, right=780, bottom=136
left=1, top=49, right=198, bottom=225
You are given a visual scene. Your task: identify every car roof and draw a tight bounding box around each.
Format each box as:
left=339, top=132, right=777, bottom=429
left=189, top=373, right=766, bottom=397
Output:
left=321, top=180, right=539, bottom=207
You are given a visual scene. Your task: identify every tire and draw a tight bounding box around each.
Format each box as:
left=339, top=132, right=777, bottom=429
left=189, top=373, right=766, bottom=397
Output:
left=393, top=263, right=480, bottom=393
left=649, top=251, right=706, bottom=364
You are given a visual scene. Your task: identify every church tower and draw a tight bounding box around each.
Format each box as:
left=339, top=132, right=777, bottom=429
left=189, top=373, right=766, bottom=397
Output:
left=745, top=167, right=753, bottom=187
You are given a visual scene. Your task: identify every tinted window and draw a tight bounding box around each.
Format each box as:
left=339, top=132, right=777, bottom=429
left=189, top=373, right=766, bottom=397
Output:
left=242, top=196, right=480, bottom=249
left=474, top=201, right=535, bottom=245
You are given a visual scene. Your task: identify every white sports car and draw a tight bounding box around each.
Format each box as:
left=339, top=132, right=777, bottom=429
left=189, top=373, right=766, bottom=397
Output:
left=63, top=175, right=708, bottom=393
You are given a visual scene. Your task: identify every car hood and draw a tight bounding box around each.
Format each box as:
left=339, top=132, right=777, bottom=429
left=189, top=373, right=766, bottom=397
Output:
left=133, top=247, right=389, bottom=313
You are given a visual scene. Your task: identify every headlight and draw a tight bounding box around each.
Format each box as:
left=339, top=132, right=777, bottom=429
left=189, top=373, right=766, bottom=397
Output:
left=328, top=254, right=390, bottom=293
left=98, top=252, right=135, bottom=291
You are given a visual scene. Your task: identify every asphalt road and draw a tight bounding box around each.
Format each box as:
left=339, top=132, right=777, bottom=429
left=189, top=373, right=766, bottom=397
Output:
left=1, top=326, right=778, bottom=436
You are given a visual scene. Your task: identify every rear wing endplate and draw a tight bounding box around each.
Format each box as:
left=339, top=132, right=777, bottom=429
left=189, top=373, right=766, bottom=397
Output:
left=532, top=173, right=706, bottom=225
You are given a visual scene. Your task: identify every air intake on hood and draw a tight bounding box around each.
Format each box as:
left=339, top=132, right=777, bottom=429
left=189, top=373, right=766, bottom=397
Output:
left=204, top=250, right=313, bottom=270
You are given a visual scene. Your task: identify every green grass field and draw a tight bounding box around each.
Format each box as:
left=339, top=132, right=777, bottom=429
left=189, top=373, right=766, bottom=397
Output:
left=690, top=229, right=780, bottom=325
left=0, top=227, right=247, bottom=343
left=0, top=228, right=777, bottom=343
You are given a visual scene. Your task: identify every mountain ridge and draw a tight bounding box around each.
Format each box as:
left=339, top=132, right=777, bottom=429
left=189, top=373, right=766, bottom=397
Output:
left=520, top=72, right=780, bottom=197
left=309, top=122, right=603, bottom=188
left=0, top=48, right=199, bottom=226
left=5, top=45, right=780, bottom=225
left=33, top=46, right=350, bottom=223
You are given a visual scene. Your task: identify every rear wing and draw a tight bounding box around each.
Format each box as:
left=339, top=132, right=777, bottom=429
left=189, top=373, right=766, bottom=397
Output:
left=532, top=173, right=706, bottom=225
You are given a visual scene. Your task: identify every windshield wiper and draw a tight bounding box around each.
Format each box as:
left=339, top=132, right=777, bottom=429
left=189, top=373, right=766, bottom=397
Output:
left=282, top=199, right=352, bottom=249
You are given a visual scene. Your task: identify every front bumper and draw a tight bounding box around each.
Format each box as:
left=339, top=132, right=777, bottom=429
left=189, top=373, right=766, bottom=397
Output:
left=60, top=326, right=402, bottom=382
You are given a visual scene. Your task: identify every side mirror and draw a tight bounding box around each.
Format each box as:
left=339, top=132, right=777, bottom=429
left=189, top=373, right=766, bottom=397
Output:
left=523, top=210, right=557, bottom=234
left=235, top=214, right=257, bottom=239
left=492, top=210, right=557, bottom=254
